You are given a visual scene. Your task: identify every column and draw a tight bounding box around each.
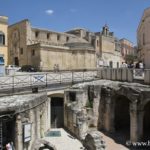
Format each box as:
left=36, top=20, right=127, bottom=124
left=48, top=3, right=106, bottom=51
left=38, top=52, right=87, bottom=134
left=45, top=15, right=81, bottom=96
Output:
left=137, top=110, right=144, bottom=141
left=36, top=107, right=40, bottom=138
left=47, top=97, right=51, bottom=130
left=104, top=88, right=114, bottom=132
left=16, top=115, right=23, bottom=150
left=130, top=101, right=143, bottom=142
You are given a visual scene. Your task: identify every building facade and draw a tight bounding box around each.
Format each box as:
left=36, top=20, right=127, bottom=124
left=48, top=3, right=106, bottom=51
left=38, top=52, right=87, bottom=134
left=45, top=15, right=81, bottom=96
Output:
left=0, top=16, right=8, bottom=75
left=120, top=38, right=135, bottom=63
left=8, top=20, right=96, bottom=70
left=0, top=16, right=8, bottom=67
left=67, top=25, right=124, bottom=68
left=98, top=25, right=123, bottom=68
left=8, top=19, right=130, bottom=70
left=137, top=7, right=150, bottom=68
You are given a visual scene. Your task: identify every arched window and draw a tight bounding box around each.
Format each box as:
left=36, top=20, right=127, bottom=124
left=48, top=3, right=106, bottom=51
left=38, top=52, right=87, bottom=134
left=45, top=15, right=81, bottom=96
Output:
left=0, top=31, right=5, bottom=45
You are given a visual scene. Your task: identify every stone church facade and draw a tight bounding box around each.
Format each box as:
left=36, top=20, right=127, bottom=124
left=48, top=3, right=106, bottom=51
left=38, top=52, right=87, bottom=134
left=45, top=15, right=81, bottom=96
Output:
left=8, top=20, right=96, bottom=71
left=8, top=19, right=126, bottom=70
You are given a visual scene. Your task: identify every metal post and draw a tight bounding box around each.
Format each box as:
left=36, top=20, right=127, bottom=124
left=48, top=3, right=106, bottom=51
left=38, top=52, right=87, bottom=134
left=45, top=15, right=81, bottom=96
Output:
left=72, top=71, right=74, bottom=85
left=46, top=73, right=47, bottom=87
left=0, top=120, right=2, bottom=150
left=83, top=70, right=84, bottom=82
left=12, top=75, right=14, bottom=93
left=30, top=74, right=32, bottom=88
left=60, top=72, right=61, bottom=84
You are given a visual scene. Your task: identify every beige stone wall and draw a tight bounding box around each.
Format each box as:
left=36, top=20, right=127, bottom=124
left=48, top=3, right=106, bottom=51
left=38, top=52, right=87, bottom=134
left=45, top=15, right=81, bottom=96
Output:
left=28, top=45, right=96, bottom=70
left=137, top=8, right=150, bottom=68
left=8, top=20, right=31, bottom=65
left=0, top=16, right=8, bottom=66
left=27, top=44, right=41, bottom=68
left=15, top=97, right=49, bottom=150
left=101, top=36, right=115, bottom=53
left=120, top=39, right=134, bottom=59
left=31, top=28, right=76, bottom=45
left=8, top=20, right=96, bottom=69
left=100, top=36, right=122, bottom=68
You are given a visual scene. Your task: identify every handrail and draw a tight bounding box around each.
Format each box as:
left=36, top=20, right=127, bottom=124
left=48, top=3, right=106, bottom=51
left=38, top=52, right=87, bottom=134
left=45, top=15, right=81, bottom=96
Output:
left=0, top=70, right=98, bottom=94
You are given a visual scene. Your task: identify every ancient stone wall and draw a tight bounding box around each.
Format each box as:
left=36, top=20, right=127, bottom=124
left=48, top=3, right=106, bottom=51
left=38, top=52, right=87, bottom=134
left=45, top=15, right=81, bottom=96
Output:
left=0, top=93, right=50, bottom=150
left=64, top=80, right=150, bottom=144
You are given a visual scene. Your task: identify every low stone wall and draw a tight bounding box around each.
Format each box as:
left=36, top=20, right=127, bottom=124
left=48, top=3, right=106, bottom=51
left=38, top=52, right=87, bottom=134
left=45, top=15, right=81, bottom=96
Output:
left=97, top=68, right=133, bottom=82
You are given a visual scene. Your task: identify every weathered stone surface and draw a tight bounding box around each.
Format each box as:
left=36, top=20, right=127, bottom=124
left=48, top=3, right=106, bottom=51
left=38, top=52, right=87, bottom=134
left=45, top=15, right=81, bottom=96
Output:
left=66, top=80, right=150, bottom=143
left=31, top=139, right=57, bottom=150
left=0, top=92, right=47, bottom=113
left=83, top=131, right=106, bottom=150
left=0, top=92, right=49, bottom=150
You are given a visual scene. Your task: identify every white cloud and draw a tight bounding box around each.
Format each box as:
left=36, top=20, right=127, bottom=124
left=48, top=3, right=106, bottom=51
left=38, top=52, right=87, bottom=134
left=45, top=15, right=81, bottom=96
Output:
left=45, top=9, right=54, bottom=15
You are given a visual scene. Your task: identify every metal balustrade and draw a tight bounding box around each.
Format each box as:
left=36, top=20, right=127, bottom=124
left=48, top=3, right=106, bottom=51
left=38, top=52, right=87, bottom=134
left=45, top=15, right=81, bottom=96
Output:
left=0, top=70, right=98, bottom=93
left=1, top=68, right=150, bottom=95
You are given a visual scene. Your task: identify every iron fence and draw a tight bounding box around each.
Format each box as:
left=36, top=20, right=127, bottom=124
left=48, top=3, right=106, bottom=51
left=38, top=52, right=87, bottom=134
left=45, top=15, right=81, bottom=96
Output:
left=0, top=70, right=98, bottom=92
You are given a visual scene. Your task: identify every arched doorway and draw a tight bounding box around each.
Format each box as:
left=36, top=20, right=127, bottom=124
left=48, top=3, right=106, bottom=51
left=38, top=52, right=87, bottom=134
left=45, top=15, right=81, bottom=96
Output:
left=143, top=101, right=150, bottom=140
left=114, top=95, right=130, bottom=142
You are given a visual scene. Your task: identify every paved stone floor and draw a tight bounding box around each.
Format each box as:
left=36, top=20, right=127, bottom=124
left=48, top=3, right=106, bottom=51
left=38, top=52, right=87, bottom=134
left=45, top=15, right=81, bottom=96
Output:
left=43, top=128, right=129, bottom=150
left=43, top=128, right=85, bottom=150
left=100, top=132, right=129, bottom=150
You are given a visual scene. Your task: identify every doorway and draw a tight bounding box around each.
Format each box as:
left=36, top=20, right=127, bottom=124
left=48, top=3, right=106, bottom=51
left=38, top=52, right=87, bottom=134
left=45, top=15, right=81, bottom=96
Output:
left=143, top=101, right=150, bottom=141
left=2, top=118, right=16, bottom=149
left=51, top=97, right=64, bottom=128
left=114, top=96, right=130, bottom=142
left=14, top=57, right=19, bottom=66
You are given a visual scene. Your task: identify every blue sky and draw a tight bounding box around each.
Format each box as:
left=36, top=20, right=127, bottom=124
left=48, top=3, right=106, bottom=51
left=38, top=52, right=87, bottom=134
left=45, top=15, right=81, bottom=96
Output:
left=0, top=0, right=150, bottom=44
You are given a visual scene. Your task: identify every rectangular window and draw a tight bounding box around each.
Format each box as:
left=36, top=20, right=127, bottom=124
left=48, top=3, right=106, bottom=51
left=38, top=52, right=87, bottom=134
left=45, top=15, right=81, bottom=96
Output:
left=97, top=40, right=99, bottom=46
left=47, top=33, right=50, bottom=39
left=143, top=33, right=145, bottom=45
left=69, top=92, right=76, bottom=102
left=20, top=48, right=23, bottom=55
left=0, top=35, right=3, bottom=45
left=32, top=49, right=35, bottom=56
left=66, top=36, right=69, bottom=42
left=35, top=31, right=39, bottom=38
left=0, top=34, right=5, bottom=45
left=57, top=35, right=60, bottom=41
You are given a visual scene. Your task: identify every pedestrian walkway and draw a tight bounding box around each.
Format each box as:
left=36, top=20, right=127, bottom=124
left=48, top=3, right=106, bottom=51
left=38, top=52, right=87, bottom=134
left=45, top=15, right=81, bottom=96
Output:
left=43, top=128, right=85, bottom=150
left=100, top=132, right=129, bottom=150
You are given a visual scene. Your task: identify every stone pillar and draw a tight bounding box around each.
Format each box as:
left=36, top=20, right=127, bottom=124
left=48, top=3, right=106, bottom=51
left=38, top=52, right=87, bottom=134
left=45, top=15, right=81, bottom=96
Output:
left=28, top=109, right=35, bottom=150
left=137, top=110, right=144, bottom=141
left=93, top=85, right=101, bottom=127
left=130, top=101, right=143, bottom=142
left=104, top=88, right=114, bottom=132
left=47, top=97, right=51, bottom=130
left=105, top=100, right=114, bottom=132
left=16, top=115, right=23, bottom=150
left=36, top=107, right=41, bottom=138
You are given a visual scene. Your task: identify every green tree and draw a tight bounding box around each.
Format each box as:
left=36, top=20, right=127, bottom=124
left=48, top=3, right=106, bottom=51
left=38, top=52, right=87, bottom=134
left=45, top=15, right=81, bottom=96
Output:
left=125, top=54, right=137, bottom=63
